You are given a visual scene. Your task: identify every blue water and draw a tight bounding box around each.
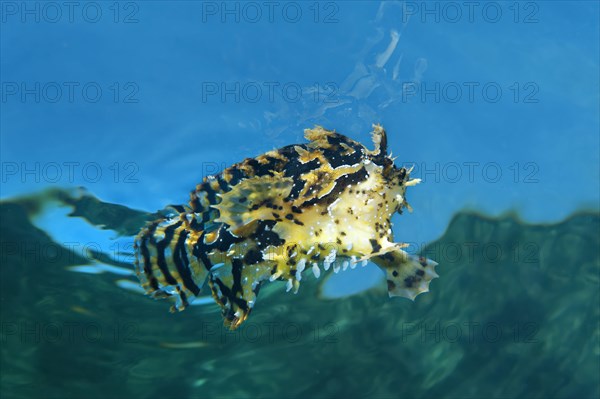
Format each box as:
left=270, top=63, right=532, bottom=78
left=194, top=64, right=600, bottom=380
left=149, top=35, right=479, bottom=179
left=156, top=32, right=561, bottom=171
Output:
left=2, top=1, right=598, bottom=246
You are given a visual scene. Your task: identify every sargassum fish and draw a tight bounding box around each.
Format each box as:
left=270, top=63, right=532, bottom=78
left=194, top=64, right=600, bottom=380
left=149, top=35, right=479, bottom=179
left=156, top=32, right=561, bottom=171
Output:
left=134, top=124, right=438, bottom=329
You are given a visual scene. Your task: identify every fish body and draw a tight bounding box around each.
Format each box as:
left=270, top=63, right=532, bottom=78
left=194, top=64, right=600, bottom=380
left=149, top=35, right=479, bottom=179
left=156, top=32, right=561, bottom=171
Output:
left=134, top=125, right=438, bottom=329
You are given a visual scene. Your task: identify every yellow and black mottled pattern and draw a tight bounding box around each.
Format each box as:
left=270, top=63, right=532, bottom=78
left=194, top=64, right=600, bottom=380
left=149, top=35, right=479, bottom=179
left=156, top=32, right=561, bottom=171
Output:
left=134, top=125, right=438, bottom=329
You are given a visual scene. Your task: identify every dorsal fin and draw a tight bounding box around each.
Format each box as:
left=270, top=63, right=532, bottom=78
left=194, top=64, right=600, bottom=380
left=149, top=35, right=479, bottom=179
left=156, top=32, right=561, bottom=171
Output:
left=367, top=123, right=388, bottom=157
left=304, top=125, right=335, bottom=147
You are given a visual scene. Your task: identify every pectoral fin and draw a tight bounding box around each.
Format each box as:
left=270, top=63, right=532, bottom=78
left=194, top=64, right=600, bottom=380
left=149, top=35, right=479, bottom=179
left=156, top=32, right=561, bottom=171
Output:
left=211, top=175, right=293, bottom=232
left=372, top=249, right=438, bottom=300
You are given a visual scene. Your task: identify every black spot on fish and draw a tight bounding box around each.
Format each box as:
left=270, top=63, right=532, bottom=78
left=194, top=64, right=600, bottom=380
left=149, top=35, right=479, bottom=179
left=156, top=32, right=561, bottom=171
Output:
left=370, top=239, right=382, bottom=253
left=254, top=221, right=285, bottom=249
left=244, top=249, right=263, bottom=265
left=381, top=253, right=394, bottom=262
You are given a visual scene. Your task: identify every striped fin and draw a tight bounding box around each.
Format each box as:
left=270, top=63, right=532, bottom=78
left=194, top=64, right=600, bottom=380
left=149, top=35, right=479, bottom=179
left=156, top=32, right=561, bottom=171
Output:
left=208, top=258, right=274, bottom=330
left=134, top=214, right=209, bottom=311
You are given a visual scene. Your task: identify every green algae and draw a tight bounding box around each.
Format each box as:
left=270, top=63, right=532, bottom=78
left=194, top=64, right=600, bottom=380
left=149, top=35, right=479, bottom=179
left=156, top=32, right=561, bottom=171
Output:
left=0, top=192, right=598, bottom=399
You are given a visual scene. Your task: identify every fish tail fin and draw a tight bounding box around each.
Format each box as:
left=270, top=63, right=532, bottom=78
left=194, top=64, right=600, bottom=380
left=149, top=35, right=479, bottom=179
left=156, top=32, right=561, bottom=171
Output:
left=372, top=249, right=438, bottom=300
left=134, top=214, right=208, bottom=312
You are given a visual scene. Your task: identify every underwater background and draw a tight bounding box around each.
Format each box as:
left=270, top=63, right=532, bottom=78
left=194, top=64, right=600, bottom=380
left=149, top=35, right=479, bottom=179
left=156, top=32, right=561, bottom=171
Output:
left=1, top=1, right=599, bottom=398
